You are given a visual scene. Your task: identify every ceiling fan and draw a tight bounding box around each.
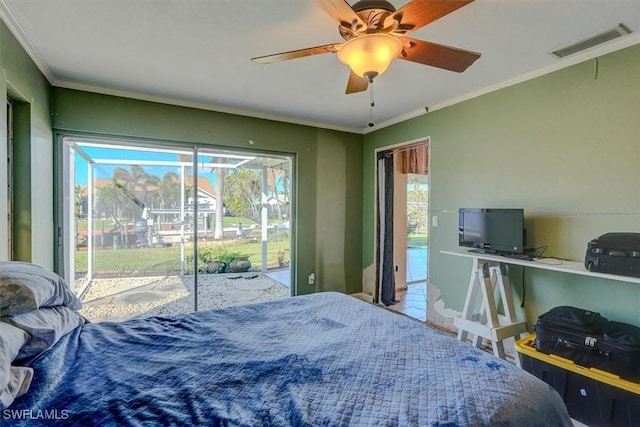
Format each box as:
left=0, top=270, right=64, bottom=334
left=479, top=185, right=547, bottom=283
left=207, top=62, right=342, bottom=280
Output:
left=251, top=0, right=481, bottom=94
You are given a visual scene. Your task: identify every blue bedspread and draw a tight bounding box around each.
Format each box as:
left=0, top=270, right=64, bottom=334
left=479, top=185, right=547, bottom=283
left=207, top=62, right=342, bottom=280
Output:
left=6, top=292, right=571, bottom=426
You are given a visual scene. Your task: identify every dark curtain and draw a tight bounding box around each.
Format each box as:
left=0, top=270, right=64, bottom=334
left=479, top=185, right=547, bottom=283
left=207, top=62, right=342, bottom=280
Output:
left=376, top=151, right=396, bottom=306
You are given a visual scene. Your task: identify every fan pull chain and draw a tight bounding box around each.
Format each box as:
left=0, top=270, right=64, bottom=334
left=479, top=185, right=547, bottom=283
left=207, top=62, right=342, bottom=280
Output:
left=368, top=80, right=375, bottom=128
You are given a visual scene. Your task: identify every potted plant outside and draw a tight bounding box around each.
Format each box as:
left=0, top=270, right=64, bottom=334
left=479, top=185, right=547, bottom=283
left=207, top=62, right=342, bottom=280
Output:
left=198, top=246, right=251, bottom=273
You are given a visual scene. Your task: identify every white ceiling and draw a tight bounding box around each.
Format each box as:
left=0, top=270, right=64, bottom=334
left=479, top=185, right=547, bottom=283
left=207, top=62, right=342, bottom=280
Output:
left=2, top=0, right=639, bottom=133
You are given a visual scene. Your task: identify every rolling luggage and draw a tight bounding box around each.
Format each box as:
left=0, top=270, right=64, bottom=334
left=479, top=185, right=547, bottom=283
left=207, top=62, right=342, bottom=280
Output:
left=585, top=232, right=640, bottom=278
left=535, top=306, right=640, bottom=382
left=600, top=321, right=640, bottom=382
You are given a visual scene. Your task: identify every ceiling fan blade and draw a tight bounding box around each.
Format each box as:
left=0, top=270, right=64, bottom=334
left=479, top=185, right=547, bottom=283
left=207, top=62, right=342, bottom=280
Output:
left=386, top=0, right=475, bottom=35
left=313, top=0, right=365, bottom=31
left=398, top=37, right=480, bottom=72
left=345, top=70, right=369, bottom=94
left=251, top=43, right=341, bottom=64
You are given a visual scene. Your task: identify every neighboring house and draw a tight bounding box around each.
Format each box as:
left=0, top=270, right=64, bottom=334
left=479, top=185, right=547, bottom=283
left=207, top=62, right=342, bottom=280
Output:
left=77, top=177, right=218, bottom=218
left=186, top=191, right=216, bottom=210
left=264, top=194, right=289, bottom=218
left=184, top=177, right=217, bottom=210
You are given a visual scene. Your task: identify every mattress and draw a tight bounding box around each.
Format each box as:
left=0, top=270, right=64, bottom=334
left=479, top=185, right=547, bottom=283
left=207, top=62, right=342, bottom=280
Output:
left=7, top=291, right=572, bottom=426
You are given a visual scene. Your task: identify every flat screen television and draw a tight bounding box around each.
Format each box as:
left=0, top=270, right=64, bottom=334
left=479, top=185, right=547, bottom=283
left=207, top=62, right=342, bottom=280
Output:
left=458, top=208, right=525, bottom=254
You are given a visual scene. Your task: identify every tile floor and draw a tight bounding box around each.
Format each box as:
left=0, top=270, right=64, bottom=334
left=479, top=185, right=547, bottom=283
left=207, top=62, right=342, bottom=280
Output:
left=391, top=245, right=428, bottom=322
left=386, top=282, right=427, bottom=322
left=266, top=246, right=429, bottom=322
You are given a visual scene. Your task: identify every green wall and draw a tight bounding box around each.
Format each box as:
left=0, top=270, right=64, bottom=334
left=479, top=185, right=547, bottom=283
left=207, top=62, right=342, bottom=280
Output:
left=0, top=18, right=53, bottom=266
left=52, top=88, right=364, bottom=295
left=2, top=14, right=364, bottom=294
left=4, top=9, right=639, bottom=318
left=364, top=44, right=640, bottom=327
left=315, top=129, right=364, bottom=292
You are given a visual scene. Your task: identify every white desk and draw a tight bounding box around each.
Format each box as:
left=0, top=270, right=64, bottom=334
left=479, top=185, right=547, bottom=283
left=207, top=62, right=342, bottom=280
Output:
left=441, top=250, right=640, bottom=285
left=441, top=249, right=640, bottom=364
left=440, top=250, right=526, bottom=363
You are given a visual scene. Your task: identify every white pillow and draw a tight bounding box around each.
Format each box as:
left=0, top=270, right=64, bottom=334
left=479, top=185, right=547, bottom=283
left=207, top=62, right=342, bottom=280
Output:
left=0, top=261, right=82, bottom=316
left=0, top=322, right=32, bottom=410
left=1, top=306, right=86, bottom=360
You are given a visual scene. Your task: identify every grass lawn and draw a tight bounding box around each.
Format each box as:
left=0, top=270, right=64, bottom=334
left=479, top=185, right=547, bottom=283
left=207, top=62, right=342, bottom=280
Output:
left=76, top=219, right=114, bottom=232
left=75, top=239, right=289, bottom=274
left=222, top=216, right=257, bottom=227
left=407, top=234, right=428, bottom=247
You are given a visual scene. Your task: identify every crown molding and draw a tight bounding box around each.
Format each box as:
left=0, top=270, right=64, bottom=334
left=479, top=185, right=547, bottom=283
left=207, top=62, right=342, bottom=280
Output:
left=53, top=80, right=364, bottom=134
left=365, top=34, right=640, bottom=134
left=3, top=0, right=637, bottom=136
left=0, top=0, right=55, bottom=83
left=1, top=0, right=362, bottom=134
left=363, top=107, right=428, bottom=134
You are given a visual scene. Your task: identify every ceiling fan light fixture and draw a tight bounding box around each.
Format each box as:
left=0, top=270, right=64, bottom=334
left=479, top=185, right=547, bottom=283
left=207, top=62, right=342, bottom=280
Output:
left=337, top=34, right=402, bottom=80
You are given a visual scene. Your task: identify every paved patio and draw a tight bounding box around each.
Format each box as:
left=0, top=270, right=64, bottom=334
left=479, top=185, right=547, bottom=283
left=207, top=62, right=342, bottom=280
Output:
left=79, top=246, right=427, bottom=323
left=79, top=273, right=289, bottom=322
left=407, top=246, right=427, bottom=283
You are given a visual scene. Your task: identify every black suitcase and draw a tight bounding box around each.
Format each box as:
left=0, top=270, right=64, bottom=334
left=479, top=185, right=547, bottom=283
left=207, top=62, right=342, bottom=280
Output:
left=585, top=232, right=640, bottom=277
left=535, top=306, right=640, bottom=382
left=600, top=321, right=640, bottom=382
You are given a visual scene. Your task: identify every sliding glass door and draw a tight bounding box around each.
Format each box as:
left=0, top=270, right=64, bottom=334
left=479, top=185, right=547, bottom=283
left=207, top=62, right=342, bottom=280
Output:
left=59, top=137, right=292, bottom=322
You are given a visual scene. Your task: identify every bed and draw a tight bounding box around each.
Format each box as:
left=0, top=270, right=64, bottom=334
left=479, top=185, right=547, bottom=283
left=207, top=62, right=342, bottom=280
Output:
left=1, top=262, right=572, bottom=426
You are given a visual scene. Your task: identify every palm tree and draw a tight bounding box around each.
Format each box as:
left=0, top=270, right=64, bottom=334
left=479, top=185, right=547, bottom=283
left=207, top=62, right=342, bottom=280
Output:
left=74, top=184, right=85, bottom=218
left=267, top=166, right=290, bottom=220
left=112, top=166, right=140, bottom=219
left=203, top=156, right=226, bottom=239
left=112, top=165, right=159, bottom=219
left=214, top=165, right=225, bottom=239
left=266, top=168, right=279, bottom=219
left=156, top=172, right=180, bottom=223
left=97, top=183, right=127, bottom=225
left=158, top=172, right=180, bottom=209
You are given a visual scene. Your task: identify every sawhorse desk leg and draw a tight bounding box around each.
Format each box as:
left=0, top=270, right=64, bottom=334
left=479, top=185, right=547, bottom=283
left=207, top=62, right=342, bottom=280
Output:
left=455, top=258, right=527, bottom=365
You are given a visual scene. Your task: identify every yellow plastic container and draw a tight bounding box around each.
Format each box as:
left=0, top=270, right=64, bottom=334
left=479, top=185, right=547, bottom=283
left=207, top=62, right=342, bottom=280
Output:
left=515, top=334, right=640, bottom=394
left=515, top=334, right=640, bottom=427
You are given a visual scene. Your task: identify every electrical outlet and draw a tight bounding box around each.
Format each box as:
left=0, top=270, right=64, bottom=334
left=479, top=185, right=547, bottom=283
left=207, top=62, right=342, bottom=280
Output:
left=431, top=215, right=439, bottom=227
left=308, top=273, right=315, bottom=285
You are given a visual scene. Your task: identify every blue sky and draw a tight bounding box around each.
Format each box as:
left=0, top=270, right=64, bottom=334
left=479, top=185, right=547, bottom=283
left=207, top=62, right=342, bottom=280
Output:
left=74, top=146, right=212, bottom=186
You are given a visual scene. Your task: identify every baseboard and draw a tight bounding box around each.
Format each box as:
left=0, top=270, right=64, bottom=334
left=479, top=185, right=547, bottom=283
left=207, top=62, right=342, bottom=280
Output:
left=350, top=292, right=374, bottom=304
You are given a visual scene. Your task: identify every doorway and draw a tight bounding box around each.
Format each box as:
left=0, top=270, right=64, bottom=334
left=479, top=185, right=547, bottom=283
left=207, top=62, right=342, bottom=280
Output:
left=375, top=139, right=429, bottom=321
left=58, top=136, right=294, bottom=322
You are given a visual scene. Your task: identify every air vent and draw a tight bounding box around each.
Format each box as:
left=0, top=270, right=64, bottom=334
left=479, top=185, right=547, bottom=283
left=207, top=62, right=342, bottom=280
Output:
left=550, top=24, right=632, bottom=58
